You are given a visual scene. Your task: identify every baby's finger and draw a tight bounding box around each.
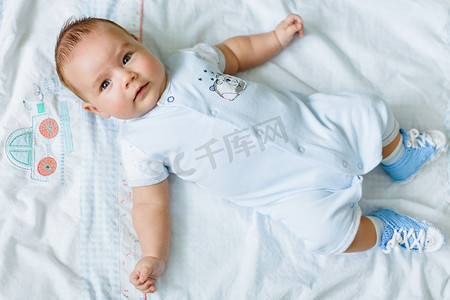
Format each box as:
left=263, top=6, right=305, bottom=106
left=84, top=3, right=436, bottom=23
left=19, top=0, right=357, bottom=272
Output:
left=132, top=279, right=148, bottom=289
left=136, top=278, right=156, bottom=289
left=129, top=271, right=140, bottom=285
left=286, top=14, right=303, bottom=26
left=142, top=284, right=157, bottom=294
left=138, top=266, right=151, bottom=283
left=285, top=15, right=303, bottom=34
left=286, top=22, right=302, bottom=37
left=292, top=20, right=304, bottom=37
left=296, top=25, right=304, bottom=38
left=130, top=274, right=151, bottom=288
left=139, top=281, right=157, bottom=294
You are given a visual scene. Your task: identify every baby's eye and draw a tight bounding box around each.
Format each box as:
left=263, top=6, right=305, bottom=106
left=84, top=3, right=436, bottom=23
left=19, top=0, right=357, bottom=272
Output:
left=123, top=54, right=131, bottom=64
left=101, top=80, right=111, bottom=90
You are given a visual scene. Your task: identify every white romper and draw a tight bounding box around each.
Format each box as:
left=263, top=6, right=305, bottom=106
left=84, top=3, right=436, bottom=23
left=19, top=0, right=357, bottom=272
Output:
left=118, top=44, right=398, bottom=254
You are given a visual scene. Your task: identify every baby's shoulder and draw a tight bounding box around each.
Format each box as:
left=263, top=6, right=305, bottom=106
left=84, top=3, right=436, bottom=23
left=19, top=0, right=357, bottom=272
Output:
left=166, top=43, right=225, bottom=73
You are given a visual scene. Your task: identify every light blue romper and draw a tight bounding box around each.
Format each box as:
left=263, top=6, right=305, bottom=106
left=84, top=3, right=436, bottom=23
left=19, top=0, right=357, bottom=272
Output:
left=119, top=44, right=398, bottom=254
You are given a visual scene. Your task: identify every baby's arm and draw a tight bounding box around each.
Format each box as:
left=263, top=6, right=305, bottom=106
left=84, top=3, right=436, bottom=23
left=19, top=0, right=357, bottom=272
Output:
left=129, top=178, right=171, bottom=294
left=216, top=14, right=304, bottom=75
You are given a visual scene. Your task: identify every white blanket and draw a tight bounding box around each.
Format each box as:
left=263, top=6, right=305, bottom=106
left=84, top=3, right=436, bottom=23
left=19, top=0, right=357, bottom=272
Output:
left=0, top=0, right=448, bottom=299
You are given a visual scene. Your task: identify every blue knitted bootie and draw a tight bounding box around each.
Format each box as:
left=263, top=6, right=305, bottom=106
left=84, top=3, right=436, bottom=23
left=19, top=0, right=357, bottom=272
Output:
left=368, top=209, right=445, bottom=254
left=381, top=128, right=448, bottom=183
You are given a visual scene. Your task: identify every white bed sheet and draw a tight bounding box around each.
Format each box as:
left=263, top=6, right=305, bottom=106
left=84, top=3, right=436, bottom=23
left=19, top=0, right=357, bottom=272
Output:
left=0, top=0, right=449, bottom=299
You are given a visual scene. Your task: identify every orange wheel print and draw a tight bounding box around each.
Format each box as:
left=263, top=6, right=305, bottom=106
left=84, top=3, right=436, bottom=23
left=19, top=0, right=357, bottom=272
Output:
left=37, top=157, right=57, bottom=176
left=39, top=118, right=59, bottom=139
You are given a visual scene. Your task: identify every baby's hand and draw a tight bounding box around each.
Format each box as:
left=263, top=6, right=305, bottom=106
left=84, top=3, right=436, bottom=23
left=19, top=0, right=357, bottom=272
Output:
left=275, top=14, right=304, bottom=48
left=129, top=256, right=166, bottom=294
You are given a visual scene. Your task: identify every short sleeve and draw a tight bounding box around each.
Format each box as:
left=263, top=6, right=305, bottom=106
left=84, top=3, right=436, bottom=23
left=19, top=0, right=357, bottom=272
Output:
left=180, top=43, right=226, bottom=72
left=118, top=139, right=169, bottom=187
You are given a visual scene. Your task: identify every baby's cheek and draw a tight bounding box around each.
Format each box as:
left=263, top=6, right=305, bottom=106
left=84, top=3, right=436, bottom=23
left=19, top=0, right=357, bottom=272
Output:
left=114, top=103, right=134, bottom=119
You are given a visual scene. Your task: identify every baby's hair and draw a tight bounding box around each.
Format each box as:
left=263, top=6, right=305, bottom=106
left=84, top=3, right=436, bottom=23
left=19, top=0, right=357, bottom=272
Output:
left=55, top=16, right=137, bottom=100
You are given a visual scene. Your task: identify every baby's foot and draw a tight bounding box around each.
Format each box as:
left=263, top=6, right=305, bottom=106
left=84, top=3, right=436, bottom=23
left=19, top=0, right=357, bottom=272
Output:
left=368, top=209, right=445, bottom=254
left=381, top=128, right=448, bottom=183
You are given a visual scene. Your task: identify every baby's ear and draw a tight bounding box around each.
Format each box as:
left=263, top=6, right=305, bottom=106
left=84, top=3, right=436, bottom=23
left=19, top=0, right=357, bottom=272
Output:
left=82, top=102, right=111, bottom=119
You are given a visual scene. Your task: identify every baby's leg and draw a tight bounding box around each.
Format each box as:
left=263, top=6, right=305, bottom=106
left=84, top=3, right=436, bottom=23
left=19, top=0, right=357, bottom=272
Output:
left=362, top=95, right=448, bottom=183
left=380, top=126, right=448, bottom=183
left=346, top=210, right=444, bottom=253
left=344, top=217, right=377, bottom=253
left=381, top=131, right=402, bottom=159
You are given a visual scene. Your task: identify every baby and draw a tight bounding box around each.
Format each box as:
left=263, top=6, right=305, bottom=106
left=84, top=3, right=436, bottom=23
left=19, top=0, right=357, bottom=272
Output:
left=55, top=14, right=448, bottom=294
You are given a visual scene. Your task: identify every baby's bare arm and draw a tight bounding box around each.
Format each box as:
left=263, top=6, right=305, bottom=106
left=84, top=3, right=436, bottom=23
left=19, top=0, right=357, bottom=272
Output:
left=130, top=178, right=171, bottom=294
left=216, top=14, right=304, bottom=75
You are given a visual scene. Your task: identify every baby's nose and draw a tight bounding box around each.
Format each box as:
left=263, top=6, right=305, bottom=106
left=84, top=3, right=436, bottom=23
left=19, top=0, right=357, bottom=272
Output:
left=122, top=70, right=137, bottom=88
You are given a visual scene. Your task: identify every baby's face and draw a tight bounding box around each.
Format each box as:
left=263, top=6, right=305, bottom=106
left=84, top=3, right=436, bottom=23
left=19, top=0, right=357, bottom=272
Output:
left=64, top=22, right=166, bottom=119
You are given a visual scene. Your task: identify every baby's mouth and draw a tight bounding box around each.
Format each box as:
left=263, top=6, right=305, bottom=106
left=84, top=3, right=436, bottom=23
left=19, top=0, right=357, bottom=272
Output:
left=134, top=82, right=149, bottom=101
